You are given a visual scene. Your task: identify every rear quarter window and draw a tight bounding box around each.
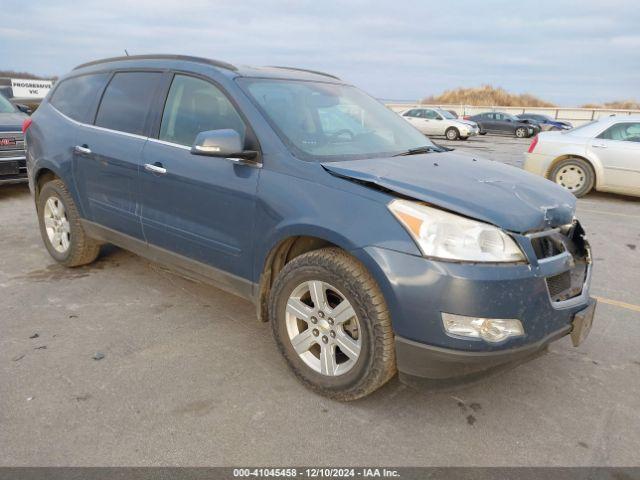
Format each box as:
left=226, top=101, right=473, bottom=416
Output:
left=50, top=73, right=109, bottom=123
left=95, top=72, right=163, bottom=136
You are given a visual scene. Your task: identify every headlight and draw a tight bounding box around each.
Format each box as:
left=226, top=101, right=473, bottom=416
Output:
left=388, top=199, right=525, bottom=262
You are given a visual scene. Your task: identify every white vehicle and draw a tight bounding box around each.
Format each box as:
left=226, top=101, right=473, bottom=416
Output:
left=525, top=115, right=640, bottom=197
left=400, top=107, right=479, bottom=140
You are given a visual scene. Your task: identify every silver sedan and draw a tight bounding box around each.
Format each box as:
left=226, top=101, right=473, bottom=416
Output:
left=524, top=115, right=640, bottom=197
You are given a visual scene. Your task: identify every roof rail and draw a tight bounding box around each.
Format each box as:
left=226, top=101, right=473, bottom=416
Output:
left=74, top=54, right=237, bottom=72
left=267, top=66, right=340, bottom=80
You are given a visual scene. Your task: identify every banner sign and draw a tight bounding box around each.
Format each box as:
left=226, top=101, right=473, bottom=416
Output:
left=10, top=78, right=53, bottom=99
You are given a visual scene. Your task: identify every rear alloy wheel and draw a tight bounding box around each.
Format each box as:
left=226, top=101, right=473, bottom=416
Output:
left=445, top=127, right=460, bottom=140
left=550, top=158, right=595, bottom=197
left=515, top=127, right=528, bottom=138
left=269, top=248, right=396, bottom=401
left=37, top=179, right=101, bottom=266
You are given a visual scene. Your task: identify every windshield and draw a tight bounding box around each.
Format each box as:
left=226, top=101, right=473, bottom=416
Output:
left=0, top=93, right=16, bottom=113
left=239, top=79, right=434, bottom=161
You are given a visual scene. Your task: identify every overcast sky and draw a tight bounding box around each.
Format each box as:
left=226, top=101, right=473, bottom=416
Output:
left=1, top=0, right=638, bottom=106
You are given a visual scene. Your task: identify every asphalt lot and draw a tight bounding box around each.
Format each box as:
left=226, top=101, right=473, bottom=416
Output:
left=1, top=135, right=639, bottom=466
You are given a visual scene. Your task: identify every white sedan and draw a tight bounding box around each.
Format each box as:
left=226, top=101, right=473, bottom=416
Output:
left=524, top=115, right=640, bottom=197
left=400, top=107, right=479, bottom=140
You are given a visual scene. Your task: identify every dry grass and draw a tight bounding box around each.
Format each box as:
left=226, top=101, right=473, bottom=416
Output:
left=421, top=85, right=556, bottom=107
left=581, top=100, right=640, bottom=110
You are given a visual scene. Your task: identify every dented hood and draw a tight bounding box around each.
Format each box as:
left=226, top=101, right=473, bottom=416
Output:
left=322, top=152, right=576, bottom=233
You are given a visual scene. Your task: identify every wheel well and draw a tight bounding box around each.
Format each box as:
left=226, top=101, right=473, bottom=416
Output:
left=34, top=168, right=58, bottom=199
left=256, top=236, right=340, bottom=322
left=545, top=155, right=596, bottom=181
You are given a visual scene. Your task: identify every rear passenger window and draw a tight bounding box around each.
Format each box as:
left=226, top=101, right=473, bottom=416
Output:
left=95, top=72, right=162, bottom=136
left=423, top=110, right=439, bottom=120
left=159, top=75, right=246, bottom=147
left=50, top=74, right=109, bottom=123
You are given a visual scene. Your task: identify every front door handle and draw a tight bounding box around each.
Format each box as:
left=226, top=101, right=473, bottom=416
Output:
left=144, top=162, right=167, bottom=174
left=592, top=143, right=607, bottom=149
left=74, top=145, right=92, bottom=155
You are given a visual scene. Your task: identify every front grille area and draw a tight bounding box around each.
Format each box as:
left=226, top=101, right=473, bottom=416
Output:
left=0, top=131, right=26, bottom=180
left=547, top=271, right=571, bottom=298
left=531, top=234, right=566, bottom=259
left=535, top=222, right=590, bottom=303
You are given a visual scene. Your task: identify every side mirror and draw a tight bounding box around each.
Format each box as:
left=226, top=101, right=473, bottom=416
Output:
left=16, top=104, right=32, bottom=115
left=191, top=129, right=258, bottom=164
left=435, top=117, right=443, bottom=121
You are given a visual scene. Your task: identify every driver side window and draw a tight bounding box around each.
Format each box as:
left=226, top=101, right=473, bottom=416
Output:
left=159, top=75, right=246, bottom=147
left=598, top=123, right=640, bottom=142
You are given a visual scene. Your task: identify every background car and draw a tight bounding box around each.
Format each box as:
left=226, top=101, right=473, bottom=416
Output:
left=517, top=113, right=572, bottom=131
left=525, top=115, right=640, bottom=197
left=465, top=111, right=539, bottom=138
left=401, top=107, right=479, bottom=140
left=0, top=91, right=28, bottom=185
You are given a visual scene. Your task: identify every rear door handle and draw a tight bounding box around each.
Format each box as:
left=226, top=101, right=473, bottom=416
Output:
left=144, top=162, right=167, bottom=174
left=74, top=145, right=92, bottom=155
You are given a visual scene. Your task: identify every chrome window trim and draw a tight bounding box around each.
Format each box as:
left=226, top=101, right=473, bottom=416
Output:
left=147, top=137, right=191, bottom=150
left=51, top=104, right=149, bottom=141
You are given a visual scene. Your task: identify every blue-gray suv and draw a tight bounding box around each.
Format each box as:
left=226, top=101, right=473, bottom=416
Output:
left=25, top=55, right=596, bottom=400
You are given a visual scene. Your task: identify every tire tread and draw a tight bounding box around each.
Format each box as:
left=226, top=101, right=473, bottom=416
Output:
left=269, top=247, right=396, bottom=401
left=38, top=179, right=101, bottom=267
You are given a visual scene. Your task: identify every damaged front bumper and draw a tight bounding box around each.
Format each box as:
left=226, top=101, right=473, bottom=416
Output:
left=352, top=221, right=594, bottom=381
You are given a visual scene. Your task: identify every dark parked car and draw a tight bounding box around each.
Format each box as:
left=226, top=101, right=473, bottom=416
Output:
left=25, top=55, right=596, bottom=400
left=517, top=113, right=572, bottom=131
left=465, top=111, right=540, bottom=138
left=0, top=91, right=28, bottom=184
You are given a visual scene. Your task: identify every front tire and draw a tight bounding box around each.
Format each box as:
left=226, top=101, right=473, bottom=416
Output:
left=445, top=127, right=460, bottom=140
left=269, top=248, right=396, bottom=401
left=549, top=158, right=595, bottom=197
left=37, top=179, right=101, bottom=267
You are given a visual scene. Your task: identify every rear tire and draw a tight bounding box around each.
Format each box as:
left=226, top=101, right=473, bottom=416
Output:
left=37, top=179, right=101, bottom=267
left=269, top=248, right=396, bottom=401
left=549, top=158, right=595, bottom=197
left=445, top=127, right=460, bottom=140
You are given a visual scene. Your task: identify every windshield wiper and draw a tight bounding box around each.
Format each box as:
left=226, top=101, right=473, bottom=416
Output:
left=392, top=146, right=439, bottom=156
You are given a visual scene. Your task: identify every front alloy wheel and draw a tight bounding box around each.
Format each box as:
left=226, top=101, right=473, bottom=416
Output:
left=286, top=280, right=362, bottom=376
left=515, top=127, right=528, bottom=138
left=269, top=248, right=396, bottom=401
